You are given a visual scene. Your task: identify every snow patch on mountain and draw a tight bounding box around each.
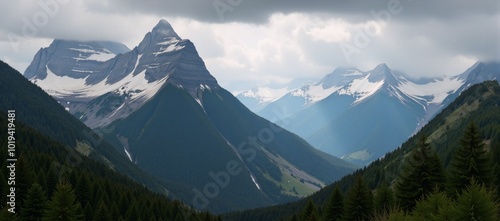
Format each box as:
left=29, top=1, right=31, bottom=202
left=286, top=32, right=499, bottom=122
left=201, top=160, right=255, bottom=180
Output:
left=398, top=77, right=464, bottom=104
left=30, top=66, right=90, bottom=97
left=153, top=37, right=185, bottom=56
left=238, top=87, right=290, bottom=104
left=69, top=47, right=116, bottom=62
left=290, top=84, right=341, bottom=105
left=200, top=84, right=212, bottom=91
left=124, top=146, right=133, bottom=162
left=250, top=175, right=261, bottom=190
left=32, top=63, right=168, bottom=102
left=337, top=74, right=384, bottom=104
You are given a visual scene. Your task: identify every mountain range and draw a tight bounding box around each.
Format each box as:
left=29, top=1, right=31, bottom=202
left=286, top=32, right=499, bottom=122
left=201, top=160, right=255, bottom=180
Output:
left=0, top=8, right=496, bottom=219
left=225, top=79, right=500, bottom=221
left=15, top=17, right=500, bottom=215
left=238, top=62, right=500, bottom=165
left=22, top=19, right=356, bottom=213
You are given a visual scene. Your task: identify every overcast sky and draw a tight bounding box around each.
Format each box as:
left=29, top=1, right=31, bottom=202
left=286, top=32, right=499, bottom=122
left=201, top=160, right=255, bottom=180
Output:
left=0, top=0, right=498, bottom=91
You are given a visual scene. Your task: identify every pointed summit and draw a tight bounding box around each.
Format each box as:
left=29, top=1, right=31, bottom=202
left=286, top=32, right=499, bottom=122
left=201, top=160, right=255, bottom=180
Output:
left=137, top=19, right=182, bottom=53
left=368, top=63, right=398, bottom=83
left=464, top=61, right=500, bottom=84
left=152, top=19, right=180, bottom=39
left=319, top=67, right=365, bottom=89
left=371, top=63, right=391, bottom=76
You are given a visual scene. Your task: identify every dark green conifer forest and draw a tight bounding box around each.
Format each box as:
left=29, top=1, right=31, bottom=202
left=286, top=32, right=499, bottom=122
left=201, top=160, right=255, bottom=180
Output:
left=0, top=115, right=221, bottom=221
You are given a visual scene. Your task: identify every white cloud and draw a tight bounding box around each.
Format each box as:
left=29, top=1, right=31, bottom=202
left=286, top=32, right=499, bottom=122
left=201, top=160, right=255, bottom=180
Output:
left=170, top=14, right=349, bottom=90
left=306, top=19, right=352, bottom=43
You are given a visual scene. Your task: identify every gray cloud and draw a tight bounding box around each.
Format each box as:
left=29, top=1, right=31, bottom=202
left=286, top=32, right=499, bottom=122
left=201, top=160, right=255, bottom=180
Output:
left=91, top=0, right=498, bottom=23
left=0, top=0, right=498, bottom=91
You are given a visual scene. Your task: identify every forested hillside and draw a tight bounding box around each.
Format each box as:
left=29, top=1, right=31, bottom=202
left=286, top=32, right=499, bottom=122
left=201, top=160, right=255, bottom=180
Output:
left=0, top=60, right=203, bottom=203
left=0, top=113, right=220, bottom=220
left=225, top=81, right=500, bottom=220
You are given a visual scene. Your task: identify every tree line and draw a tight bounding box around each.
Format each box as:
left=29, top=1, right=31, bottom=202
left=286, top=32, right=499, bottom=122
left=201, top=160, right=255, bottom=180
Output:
left=294, top=122, right=498, bottom=221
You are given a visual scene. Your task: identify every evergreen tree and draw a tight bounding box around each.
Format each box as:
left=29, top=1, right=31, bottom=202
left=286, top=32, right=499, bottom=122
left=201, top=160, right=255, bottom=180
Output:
left=496, top=163, right=500, bottom=200
left=93, top=201, right=112, bottom=221
left=448, top=122, right=494, bottom=195
left=412, top=189, right=452, bottom=221
left=83, top=202, right=93, bottom=221
left=451, top=180, right=498, bottom=221
left=385, top=209, right=410, bottom=221
left=117, top=193, right=129, bottom=215
left=308, top=211, right=320, bottom=221
left=148, top=215, right=157, bottom=221
left=342, top=175, right=373, bottom=221
left=16, top=155, right=35, bottom=202
left=76, top=205, right=85, bottom=221
left=68, top=171, right=78, bottom=188
left=75, top=173, right=91, bottom=206
left=173, top=213, right=183, bottom=221
left=45, top=168, right=58, bottom=197
left=109, top=202, right=120, bottom=221
left=322, top=185, right=344, bottom=221
left=300, top=200, right=320, bottom=221
left=125, top=200, right=140, bottom=221
left=43, top=180, right=83, bottom=221
left=374, top=181, right=394, bottom=214
left=0, top=207, right=20, bottom=221
left=0, top=170, right=5, bottom=204
left=395, top=135, right=445, bottom=211
left=20, top=182, right=47, bottom=221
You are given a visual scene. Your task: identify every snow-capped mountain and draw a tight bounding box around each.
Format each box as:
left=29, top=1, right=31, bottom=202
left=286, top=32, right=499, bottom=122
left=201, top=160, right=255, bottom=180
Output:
left=302, top=64, right=432, bottom=164
left=235, top=77, right=322, bottom=114
left=258, top=67, right=366, bottom=120
left=441, top=61, right=500, bottom=110
left=259, top=63, right=484, bottom=166
left=25, top=19, right=218, bottom=128
left=236, top=86, right=290, bottom=112
left=24, top=40, right=130, bottom=81
left=23, top=19, right=356, bottom=213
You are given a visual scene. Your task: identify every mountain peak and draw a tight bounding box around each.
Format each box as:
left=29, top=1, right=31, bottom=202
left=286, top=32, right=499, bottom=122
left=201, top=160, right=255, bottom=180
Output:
left=368, top=63, right=397, bottom=83
left=319, top=67, right=365, bottom=89
left=464, top=61, right=500, bottom=84
left=24, top=20, right=219, bottom=127
left=23, top=39, right=130, bottom=80
left=373, top=63, right=390, bottom=72
left=151, top=19, right=180, bottom=39
left=137, top=19, right=182, bottom=54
